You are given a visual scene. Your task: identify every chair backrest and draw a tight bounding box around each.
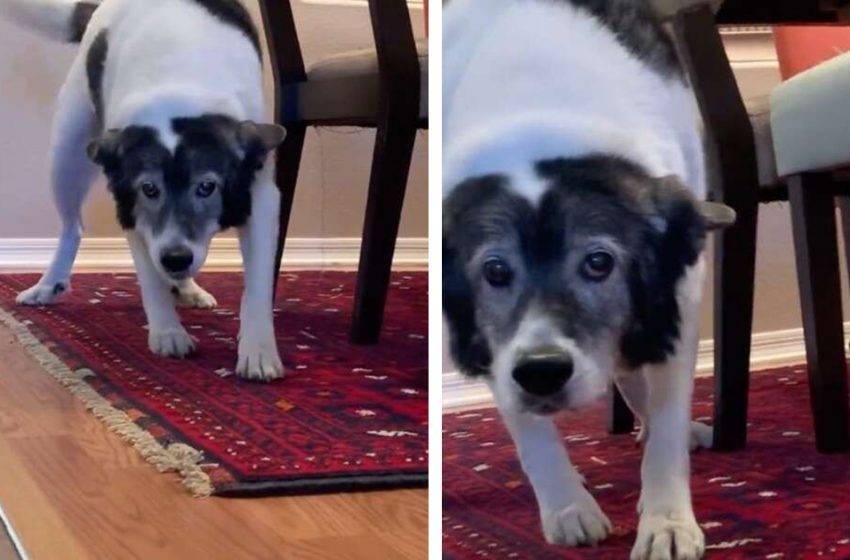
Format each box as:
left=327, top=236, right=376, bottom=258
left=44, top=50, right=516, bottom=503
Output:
left=257, top=0, right=420, bottom=124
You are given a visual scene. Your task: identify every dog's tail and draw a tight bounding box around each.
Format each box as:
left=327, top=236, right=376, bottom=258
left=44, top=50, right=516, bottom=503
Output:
left=0, top=0, right=100, bottom=43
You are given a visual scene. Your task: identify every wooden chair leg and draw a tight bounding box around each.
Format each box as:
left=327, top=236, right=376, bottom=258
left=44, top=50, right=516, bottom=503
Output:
left=272, top=125, right=307, bottom=300
left=789, top=173, right=850, bottom=453
left=350, top=120, right=418, bottom=345
left=607, top=386, right=635, bottom=435
left=712, top=196, right=758, bottom=451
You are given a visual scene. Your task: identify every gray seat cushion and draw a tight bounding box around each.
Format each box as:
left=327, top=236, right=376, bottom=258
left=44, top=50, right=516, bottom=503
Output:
left=292, top=40, right=428, bottom=124
left=770, top=51, right=850, bottom=178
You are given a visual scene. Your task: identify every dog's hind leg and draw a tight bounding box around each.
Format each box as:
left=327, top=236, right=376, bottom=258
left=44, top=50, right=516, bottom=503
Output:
left=616, top=373, right=712, bottom=452
left=172, top=279, right=218, bottom=309
left=17, top=61, right=96, bottom=306
left=498, top=406, right=612, bottom=547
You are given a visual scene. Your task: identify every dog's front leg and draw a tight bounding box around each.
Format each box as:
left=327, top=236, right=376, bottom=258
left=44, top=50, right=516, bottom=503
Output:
left=235, top=175, right=283, bottom=381
left=126, top=233, right=195, bottom=357
left=631, top=263, right=705, bottom=560
left=500, top=407, right=612, bottom=546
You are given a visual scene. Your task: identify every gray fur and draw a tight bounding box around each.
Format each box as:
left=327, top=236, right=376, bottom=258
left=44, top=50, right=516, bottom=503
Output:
left=566, top=0, right=682, bottom=77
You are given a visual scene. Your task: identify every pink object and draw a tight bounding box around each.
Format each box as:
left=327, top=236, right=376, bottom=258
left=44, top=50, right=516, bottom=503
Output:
left=774, top=26, right=850, bottom=80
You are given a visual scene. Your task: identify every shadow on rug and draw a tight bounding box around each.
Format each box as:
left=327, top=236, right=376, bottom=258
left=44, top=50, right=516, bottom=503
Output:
left=444, top=366, right=850, bottom=559
left=0, top=272, right=427, bottom=497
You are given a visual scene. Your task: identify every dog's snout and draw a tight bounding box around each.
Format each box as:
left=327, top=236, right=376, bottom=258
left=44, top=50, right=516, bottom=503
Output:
left=512, top=348, right=573, bottom=396
left=160, top=247, right=194, bottom=273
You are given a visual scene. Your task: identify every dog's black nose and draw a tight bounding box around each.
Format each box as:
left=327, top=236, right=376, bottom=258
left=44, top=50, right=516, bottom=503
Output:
left=512, top=352, right=573, bottom=396
left=160, top=248, right=194, bottom=273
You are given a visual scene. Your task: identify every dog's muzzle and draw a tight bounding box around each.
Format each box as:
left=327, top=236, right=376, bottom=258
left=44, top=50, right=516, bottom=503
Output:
left=160, top=246, right=194, bottom=276
left=512, top=345, right=573, bottom=397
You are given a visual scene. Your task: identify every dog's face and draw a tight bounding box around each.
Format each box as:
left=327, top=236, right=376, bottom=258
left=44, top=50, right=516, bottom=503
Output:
left=87, top=115, right=285, bottom=282
left=443, top=156, right=734, bottom=415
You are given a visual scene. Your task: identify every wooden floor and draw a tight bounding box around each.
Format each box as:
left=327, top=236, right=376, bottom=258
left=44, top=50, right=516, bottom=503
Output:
left=0, top=324, right=427, bottom=560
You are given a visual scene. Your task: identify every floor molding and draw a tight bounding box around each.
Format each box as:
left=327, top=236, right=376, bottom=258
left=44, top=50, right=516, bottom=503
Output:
left=442, top=324, right=848, bottom=411
left=0, top=237, right=428, bottom=271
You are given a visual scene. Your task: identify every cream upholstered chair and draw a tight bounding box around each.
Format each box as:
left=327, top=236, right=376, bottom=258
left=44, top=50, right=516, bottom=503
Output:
left=258, top=0, right=427, bottom=345
left=610, top=0, right=850, bottom=453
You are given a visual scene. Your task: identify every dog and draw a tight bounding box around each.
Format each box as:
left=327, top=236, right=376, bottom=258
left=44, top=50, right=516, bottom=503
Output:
left=443, top=0, right=735, bottom=558
left=0, top=0, right=286, bottom=380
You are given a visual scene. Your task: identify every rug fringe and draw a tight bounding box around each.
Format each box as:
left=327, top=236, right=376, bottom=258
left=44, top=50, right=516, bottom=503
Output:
left=0, top=307, right=214, bottom=497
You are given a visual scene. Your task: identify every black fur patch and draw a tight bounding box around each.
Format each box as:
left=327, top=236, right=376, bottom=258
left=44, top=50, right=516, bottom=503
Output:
left=70, top=2, right=98, bottom=42
left=92, top=115, right=268, bottom=231
left=536, top=156, right=705, bottom=368
left=185, top=0, right=261, bottom=56
left=442, top=176, right=512, bottom=376
left=86, top=30, right=108, bottom=124
left=566, top=0, right=682, bottom=77
left=171, top=115, right=261, bottom=229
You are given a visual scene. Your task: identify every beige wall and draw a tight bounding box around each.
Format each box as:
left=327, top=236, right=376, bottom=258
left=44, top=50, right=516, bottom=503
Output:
left=0, top=0, right=428, bottom=239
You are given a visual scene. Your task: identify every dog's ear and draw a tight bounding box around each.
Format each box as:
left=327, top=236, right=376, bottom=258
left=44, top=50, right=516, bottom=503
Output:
left=237, top=121, right=286, bottom=163
left=621, top=176, right=708, bottom=368
left=86, top=129, right=124, bottom=167
left=443, top=235, right=492, bottom=376
left=443, top=187, right=493, bottom=376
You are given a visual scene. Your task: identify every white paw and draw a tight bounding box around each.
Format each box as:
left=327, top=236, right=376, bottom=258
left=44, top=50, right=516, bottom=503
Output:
left=634, top=422, right=713, bottom=452
left=148, top=327, right=196, bottom=358
left=630, top=510, right=705, bottom=560
left=16, top=281, right=69, bottom=306
left=236, top=335, right=284, bottom=381
left=172, top=284, right=217, bottom=309
left=541, top=496, right=612, bottom=547
left=689, top=422, right=712, bottom=451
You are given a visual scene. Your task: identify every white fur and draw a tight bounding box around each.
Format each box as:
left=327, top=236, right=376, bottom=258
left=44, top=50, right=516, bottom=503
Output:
left=444, top=1, right=709, bottom=557
left=6, top=0, right=283, bottom=380
left=443, top=0, right=706, bottom=201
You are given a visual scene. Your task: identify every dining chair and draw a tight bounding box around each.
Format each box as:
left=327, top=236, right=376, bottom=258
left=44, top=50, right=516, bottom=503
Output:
left=610, top=0, right=850, bottom=454
left=257, top=0, right=428, bottom=345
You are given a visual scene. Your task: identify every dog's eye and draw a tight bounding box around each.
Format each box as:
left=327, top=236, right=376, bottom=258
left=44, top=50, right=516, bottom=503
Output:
left=140, top=181, right=160, bottom=199
left=483, top=257, right=514, bottom=288
left=581, top=251, right=615, bottom=281
left=196, top=180, right=218, bottom=198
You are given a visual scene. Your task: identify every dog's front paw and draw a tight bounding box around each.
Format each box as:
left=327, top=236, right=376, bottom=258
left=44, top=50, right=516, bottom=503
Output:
left=542, top=496, right=612, bottom=547
left=148, top=327, right=196, bottom=358
left=172, top=283, right=217, bottom=309
left=236, top=336, right=284, bottom=381
left=630, top=510, right=705, bottom=560
left=16, top=281, right=69, bottom=306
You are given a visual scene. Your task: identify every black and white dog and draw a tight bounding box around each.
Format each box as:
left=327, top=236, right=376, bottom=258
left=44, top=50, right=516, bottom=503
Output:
left=1, top=0, right=286, bottom=380
left=443, top=1, right=734, bottom=558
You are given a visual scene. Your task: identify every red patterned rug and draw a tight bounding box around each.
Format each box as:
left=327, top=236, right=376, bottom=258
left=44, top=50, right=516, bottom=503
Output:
left=444, top=366, right=850, bottom=559
left=0, top=272, right=427, bottom=497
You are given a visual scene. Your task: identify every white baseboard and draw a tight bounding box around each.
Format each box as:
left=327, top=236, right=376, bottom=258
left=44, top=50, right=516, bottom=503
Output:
left=442, top=323, right=850, bottom=411
left=0, top=237, right=428, bottom=271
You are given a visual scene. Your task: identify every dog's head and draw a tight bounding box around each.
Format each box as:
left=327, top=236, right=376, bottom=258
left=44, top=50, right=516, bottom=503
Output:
left=443, top=155, right=734, bottom=414
left=87, top=114, right=285, bottom=282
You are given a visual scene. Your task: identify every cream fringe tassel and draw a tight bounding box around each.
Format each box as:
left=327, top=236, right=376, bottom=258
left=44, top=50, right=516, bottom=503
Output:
left=0, top=307, right=213, bottom=497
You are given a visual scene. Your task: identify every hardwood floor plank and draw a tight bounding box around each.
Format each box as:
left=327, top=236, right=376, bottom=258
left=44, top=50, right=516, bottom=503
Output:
left=0, top=322, right=427, bottom=559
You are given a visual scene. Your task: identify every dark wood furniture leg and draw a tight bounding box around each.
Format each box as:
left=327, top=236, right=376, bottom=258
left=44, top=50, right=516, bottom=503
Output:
left=272, top=125, right=307, bottom=297
left=350, top=120, right=418, bottom=344
left=608, top=386, right=635, bottom=435
left=788, top=173, right=850, bottom=453
left=674, top=5, right=760, bottom=451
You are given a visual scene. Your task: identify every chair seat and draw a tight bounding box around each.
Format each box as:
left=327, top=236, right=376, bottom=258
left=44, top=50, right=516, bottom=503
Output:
left=286, top=40, right=428, bottom=126
left=770, top=52, right=850, bottom=178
